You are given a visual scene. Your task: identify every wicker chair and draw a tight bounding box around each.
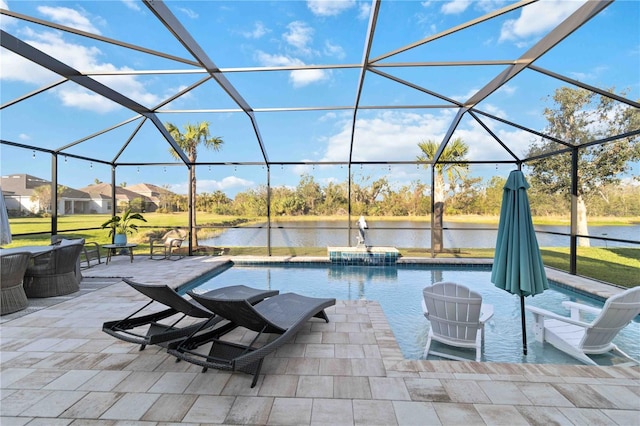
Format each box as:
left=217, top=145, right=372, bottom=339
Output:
left=150, top=229, right=186, bottom=260
left=1, top=251, right=31, bottom=315
left=23, top=242, right=84, bottom=298
left=51, top=235, right=101, bottom=269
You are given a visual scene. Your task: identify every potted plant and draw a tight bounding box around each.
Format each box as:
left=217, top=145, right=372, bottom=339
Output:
left=101, top=207, right=147, bottom=245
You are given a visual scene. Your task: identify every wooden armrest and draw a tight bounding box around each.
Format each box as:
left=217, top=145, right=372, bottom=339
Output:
left=479, top=304, right=494, bottom=323
left=525, top=305, right=590, bottom=328
left=561, top=300, right=601, bottom=321
left=167, top=238, right=183, bottom=248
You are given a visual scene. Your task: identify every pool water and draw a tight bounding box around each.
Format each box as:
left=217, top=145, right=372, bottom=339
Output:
left=181, top=264, right=640, bottom=365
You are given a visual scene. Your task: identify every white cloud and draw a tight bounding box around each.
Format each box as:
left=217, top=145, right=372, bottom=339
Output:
left=255, top=51, right=301, bottom=67
left=441, top=0, right=472, bottom=15
left=0, top=1, right=18, bottom=31
left=121, top=0, right=141, bottom=12
left=292, top=163, right=313, bottom=175
left=480, top=103, right=508, bottom=120
left=499, top=0, right=585, bottom=43
left=319, top=112, right=338, bottom=122
left=475, top=1, right=509, bottom=13
left=568, top=66, right=607, bottom=82
left=320, top=110, right=528, bottom=163
left=37, top=6, right=101, bottom=34
left=322, top=111, right=453, bottom=162
left=324, top=40, right=345, bottom=59
left=243, top=21, right=269, bottom=39
left=452, top=87, right=480, bottom=103
left=290, top=68, right=330, bottom=87
left=284, top=21, right=314, bottom=55
left=1, top=29, right=159, bottom=113
left=358, top=2, right=371, bottom=20
left=18, top=133, right=30, bottom=141
left=56, top=86, right=120, bottom=113
left=1, top=49, right=57, bottom=85
left=307, top=0, right=355, bottom=17
left=254, top=51, right=329, bottom=87
left=177, top=7, right=199, bottom=19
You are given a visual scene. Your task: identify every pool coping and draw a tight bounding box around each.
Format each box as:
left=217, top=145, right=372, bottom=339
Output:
left=225, top=255, right=627, bottom=302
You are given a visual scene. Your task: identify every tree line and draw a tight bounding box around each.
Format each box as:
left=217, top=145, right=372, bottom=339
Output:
left=157, top=173, right=640, bottom=219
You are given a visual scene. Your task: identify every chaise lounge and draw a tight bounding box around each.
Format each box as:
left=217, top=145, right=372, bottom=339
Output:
left=167, top=291, right=336, bottom=387
left=103, top=279, right=279, bottom=350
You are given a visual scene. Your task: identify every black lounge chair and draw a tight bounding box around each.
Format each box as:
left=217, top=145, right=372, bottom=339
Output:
left=103, top=279, right=279, bottom=350
left=167, top=291, right=336, bottom=387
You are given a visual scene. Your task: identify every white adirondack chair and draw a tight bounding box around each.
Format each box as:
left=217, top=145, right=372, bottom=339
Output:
left=526, top=287, right=640, bottom=365
left=422, top=282, right=494, bottom=362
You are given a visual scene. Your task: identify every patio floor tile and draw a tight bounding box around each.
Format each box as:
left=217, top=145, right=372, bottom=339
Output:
left=311, top=398, right=353, bottom=425
left=182, top=394, right=235, bottom=423
left=392, top=400, right=441, bottom=425
left=353, top=399, right=397, bottom=425
left=1, top=256, right=637, bottom=425
left=267, top=397, right=313, bottom=425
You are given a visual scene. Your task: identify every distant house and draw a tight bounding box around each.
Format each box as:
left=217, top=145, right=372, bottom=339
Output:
left=78, top=183, right=158, bottom=213
left=126, top=183, right=174, bottom=212
left=59, top=186, right=93, bottom=214
left=1, top=174, right=174, bottom=216
left=1, top=174, right=51, bottom=214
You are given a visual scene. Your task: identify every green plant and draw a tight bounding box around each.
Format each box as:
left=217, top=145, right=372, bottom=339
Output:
left=100, top=208, right=147, bottom=237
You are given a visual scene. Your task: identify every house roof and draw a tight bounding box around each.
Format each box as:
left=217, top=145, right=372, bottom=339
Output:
left=1, top=174, right=51, bottom=197
left=79, top=183, right=156, bottom=202
left=126, top=183, right=172, bottom=196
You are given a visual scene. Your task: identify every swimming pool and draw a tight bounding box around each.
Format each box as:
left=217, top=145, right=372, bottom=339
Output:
left=180, top=263, right=639, bottom=365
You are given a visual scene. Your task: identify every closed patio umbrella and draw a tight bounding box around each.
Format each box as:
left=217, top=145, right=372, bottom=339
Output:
left=0, top=187, right=12, bottom=245
left=491, top=170, right=548, bottom=355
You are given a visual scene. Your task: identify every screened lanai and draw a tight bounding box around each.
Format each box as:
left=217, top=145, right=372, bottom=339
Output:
left=1, top=0, right=639, bottom=285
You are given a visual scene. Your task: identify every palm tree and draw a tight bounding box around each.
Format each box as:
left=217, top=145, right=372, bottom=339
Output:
left=165, top=121, right=223, bottom=247
left=417, top=137, right=469, bottom=252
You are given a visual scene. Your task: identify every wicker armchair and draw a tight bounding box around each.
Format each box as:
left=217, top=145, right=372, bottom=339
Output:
left=1, top=252, right=31, bottom=315
left=150, top=229, right=185, bottom=260
left=51, top=235, right=101, bottom=269
left=23, top=242, right=84, bottom=298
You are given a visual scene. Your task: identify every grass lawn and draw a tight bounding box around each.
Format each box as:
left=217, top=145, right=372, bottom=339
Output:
left=5, top=213, right=638, bottom=288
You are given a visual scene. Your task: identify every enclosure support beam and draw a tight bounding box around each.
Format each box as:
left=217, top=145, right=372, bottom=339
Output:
left=465, top=0, right=612, bottom=107
left=0, top=29, right=191, bottom=167
left=111, top=167, right=116, bottom=243
left=51, top=154, right=58, bottom=236
left=570, top=148, right=579, bottom=275
left=267, top=168, right=272, bottom=256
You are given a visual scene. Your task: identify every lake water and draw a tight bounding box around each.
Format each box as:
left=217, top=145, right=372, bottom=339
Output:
left=201, top=220, right=639, bottom=249
left=183, top=263, right=640, bottom=365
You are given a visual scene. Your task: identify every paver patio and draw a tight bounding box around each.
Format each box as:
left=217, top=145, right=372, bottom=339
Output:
left=1, top=255, right=638, bottom=425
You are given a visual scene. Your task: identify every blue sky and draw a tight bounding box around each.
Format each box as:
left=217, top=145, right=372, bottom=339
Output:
left=1, top=0, right=638, bottom=197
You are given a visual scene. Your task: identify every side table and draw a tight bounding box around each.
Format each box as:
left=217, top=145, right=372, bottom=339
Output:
left=103, top=243, right=138, bottom=264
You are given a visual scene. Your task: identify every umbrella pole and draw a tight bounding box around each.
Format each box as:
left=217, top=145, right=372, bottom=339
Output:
left=520, top=295, right=528, bottom=355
